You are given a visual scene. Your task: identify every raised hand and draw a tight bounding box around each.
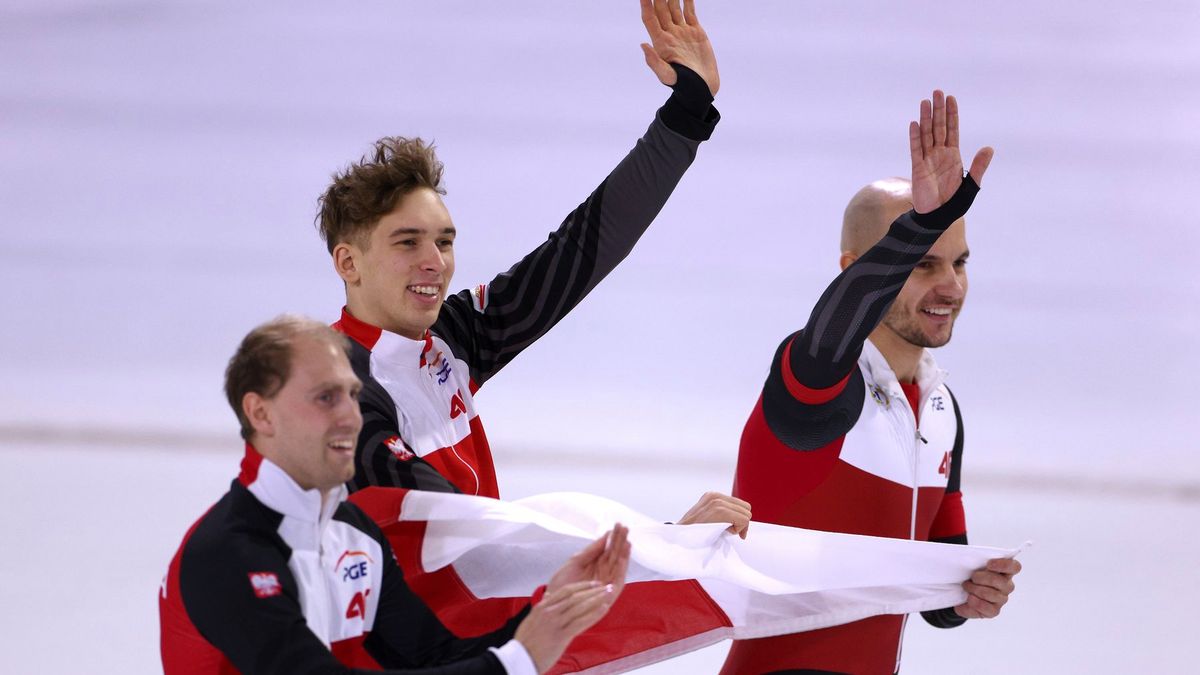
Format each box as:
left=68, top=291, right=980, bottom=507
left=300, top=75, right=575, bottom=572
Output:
left=909, top=90, right=993, bottom=213
left=639, top=0, right=719, bottom=95
left=954, top=557, right=1022, bottom=619
left=545, top=524, right=631, bottom=598
left=677, top=491, right=752, bottom=539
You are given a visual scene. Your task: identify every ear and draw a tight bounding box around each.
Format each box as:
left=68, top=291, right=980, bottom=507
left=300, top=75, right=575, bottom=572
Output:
left=333, top=242, right=361, bottom=285
left=839, top=251, right=858, bottom=272
left=242, top=392, right=275, bottom=438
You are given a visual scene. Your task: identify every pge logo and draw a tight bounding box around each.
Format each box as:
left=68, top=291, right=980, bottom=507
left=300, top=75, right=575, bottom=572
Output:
left=248, top=572, right=282, bottom=598
left=335, top=551, right=375, bottom=583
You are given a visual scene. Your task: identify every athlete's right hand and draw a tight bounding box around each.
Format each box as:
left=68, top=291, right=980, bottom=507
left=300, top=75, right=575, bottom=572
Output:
left=639, top=0, right=719, bottom=95
left=909, top=90, right=993, bottom=213
left=514, top=580, right=618, bottom=674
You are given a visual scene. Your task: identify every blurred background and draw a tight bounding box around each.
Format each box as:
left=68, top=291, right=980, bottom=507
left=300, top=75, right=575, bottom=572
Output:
left=2, top=1, right=1197, bottom=672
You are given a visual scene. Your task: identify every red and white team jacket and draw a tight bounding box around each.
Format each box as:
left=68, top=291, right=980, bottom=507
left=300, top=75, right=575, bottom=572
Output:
left=333, top=76, right=721, bottom=502
left=159, top=445, right=533, bottom=674
left=723, top=181, right=984, bottom=675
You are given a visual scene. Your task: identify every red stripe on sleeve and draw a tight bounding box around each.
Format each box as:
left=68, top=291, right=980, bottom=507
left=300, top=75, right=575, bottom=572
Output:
left=780, top=338, right=849, bottom=405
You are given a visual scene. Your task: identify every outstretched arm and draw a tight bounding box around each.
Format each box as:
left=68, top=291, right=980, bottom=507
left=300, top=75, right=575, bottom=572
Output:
left=763, top=91, right=992, bottom=450
left=434, top=0, right=721, bottom=388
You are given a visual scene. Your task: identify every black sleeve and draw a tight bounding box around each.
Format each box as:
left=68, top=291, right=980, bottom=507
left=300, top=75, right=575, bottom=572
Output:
left=345, top=341, right=460, bottom=493
left=431, top=64, right=719, bottom=387
left=761, top=177, right=982, bottom=450
left=365, top=534, right=529, bottom=671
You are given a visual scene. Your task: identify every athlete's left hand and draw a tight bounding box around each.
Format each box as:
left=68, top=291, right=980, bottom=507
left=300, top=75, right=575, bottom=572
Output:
left=954, top=557, right=1022, bottom=619
left=545, top=523, right=631, bottom=599
left=677, top=491, right=752, bottom=539
left=639, top=0, right=720, bottom=95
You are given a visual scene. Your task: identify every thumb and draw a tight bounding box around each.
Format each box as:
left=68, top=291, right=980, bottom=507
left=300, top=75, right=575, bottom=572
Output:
left=641, top=43, right=676, bottom=86
left=968, top=146, right=994, bottom=186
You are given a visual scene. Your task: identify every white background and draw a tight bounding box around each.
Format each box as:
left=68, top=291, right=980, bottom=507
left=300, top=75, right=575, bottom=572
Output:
left=2, top=1, right=1197, bottom=672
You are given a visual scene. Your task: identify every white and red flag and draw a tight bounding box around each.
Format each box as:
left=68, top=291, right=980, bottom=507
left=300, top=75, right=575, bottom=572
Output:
left=349, top=489, right=1025, bottom=675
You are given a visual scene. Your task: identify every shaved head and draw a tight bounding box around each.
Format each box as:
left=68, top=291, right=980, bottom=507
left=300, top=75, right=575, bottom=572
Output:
left=840, top=178, right=914, bottom=255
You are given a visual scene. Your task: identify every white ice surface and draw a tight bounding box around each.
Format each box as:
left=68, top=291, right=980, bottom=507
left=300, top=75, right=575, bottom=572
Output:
left=2, top=0, right=1199, bottom=672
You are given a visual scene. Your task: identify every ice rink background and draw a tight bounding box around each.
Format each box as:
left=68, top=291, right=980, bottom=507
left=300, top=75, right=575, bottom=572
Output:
left=2, top=1, right=1198, bottom=672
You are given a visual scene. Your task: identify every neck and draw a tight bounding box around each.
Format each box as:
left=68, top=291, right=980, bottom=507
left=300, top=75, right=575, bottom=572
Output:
left=867, top=326, right=924, bottom=383
left=344, top=296, right=424, bottom=341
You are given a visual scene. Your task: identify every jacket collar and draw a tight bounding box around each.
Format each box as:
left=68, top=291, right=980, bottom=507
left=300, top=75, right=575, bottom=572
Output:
left=238, top=443, right=346, bottom=526
left=860, top=339, right=947, bottom=399
left=334, top=306, right=437, bottom=369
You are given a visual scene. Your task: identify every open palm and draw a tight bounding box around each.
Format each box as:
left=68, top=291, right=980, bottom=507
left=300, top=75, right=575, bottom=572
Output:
left=910, top=91, right=993, bottom=214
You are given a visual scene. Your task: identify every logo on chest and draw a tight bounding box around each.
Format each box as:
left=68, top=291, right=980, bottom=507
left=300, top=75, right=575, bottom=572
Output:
left=449, top=389, right=467, bottom=420
left=335, top=550, right=375, bottom=583
left=869, top=384, right=891, bottom=409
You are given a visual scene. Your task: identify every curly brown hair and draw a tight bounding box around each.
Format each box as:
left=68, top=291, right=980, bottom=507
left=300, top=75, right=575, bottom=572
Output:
left=316, top=136, right=446, bottom=254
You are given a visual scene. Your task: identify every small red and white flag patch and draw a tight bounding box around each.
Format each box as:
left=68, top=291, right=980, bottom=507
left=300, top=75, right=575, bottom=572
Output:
left=471, top=283, right=489, bottom=313
left=248, top=572, right=282, bottom=598
left=385, top=435, right=414, bottom=461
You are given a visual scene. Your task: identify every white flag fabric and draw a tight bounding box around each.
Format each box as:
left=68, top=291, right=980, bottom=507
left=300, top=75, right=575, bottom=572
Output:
left=351, top=488, right=1026, bottom=674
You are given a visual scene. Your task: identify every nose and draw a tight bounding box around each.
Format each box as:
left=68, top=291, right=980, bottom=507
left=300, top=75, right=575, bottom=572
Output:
left=418, top=241, right=446, bottom=273
left=337, top=395, right=363, bottom=432
left=934, top=264, right=965, bottom=299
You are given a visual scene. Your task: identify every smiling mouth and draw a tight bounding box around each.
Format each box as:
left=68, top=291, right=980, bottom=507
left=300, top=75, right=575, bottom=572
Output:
left=407, top=285, right=440, bottom=298
left=920, top=307, right=955, bottom=318
left=328, top=440, right=355, bottom=454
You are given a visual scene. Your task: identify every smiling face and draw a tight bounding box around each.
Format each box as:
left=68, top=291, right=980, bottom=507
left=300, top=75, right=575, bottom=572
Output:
left=335, top=187, right=456, bottom=340
left=879, top=218, right=969, bottom=349
left=247, top=334, right=363, bottom=493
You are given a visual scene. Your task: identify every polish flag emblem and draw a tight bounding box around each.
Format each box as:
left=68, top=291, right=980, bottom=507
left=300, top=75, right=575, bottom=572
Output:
left=385, top=436, right=414, bottom=461
left=248, top=572, right=282, bottom=598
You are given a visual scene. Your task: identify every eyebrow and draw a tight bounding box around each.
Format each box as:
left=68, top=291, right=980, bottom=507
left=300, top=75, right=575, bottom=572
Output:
left=387, top=226, right=456, bottom=238
left=920, top=249, right=971, bottom=262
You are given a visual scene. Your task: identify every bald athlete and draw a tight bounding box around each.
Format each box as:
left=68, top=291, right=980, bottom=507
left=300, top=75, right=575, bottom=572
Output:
left=721, top=92, right=1021, bottom=675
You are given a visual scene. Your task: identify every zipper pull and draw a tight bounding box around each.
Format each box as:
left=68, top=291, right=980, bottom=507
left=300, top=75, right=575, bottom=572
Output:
left=916, top=430, right=928, bottom=444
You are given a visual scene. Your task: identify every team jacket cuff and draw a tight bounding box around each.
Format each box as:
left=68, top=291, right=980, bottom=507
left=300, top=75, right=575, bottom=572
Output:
left=492, top=639, right=538, bottom=675
left=658, top=63, right=720, bottom=141
left=910, top=174, right=981, bottom=230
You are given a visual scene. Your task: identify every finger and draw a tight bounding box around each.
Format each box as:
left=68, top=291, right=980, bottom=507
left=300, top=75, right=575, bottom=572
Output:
left=920, top=98, right=934, bottom=153
left=556, top=585, right=612, bottom=625
left=561, top=591, right=614, bottom=635
left=541, top=580, right=602, bottom=609
left=667, top=0, right=684, bottom=25
left=640, top=0, right=662, bottom=38
left=654, top=0, right=673, bottom=32
left=709, top=492, right=752, bottom=511
left=987, top=557, right=1021, bottom=575
left=932, top=90, right=946, bottom=146
left=970, top=569, right=1014, bottom=590
left=909, top=121, right=923, bottom=167
left=641, top=43, right=677, bottom=86
left=597, top=525, right=628, bottom=580
left=946, top=94, right=960, bottom=148
left=963, top=580, right=1009, bottom=606
left=572, top=532, right=609, bottom=565
left=966, top=593, right=998, bottom=618
left=968, top=146, right=993, bottom=185
left=683, top=0, right=698, bottom=25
